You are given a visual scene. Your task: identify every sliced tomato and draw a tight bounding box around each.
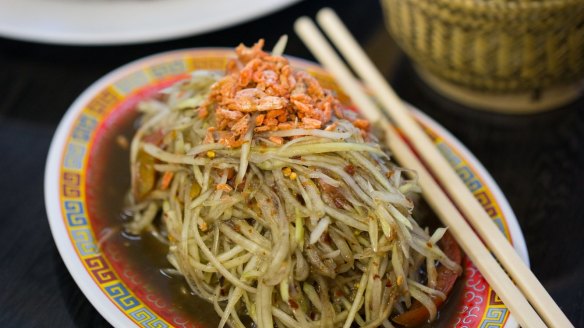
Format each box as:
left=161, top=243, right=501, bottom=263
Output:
left=133, top=149, right=156, bottom=201
left=392, top=231, right=462, bottom=327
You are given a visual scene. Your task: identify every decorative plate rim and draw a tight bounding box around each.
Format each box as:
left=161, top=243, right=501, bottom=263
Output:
left=44, top=48, right=528, bottom=328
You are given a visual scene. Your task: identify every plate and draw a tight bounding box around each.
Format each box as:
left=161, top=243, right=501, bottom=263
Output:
left=0, top=0, right=301, bottom=45
left=45, top=48, right=529, bottom=327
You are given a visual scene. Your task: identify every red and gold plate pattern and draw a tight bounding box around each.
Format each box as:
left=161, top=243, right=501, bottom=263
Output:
left=45, top=49, right=529, bottom=328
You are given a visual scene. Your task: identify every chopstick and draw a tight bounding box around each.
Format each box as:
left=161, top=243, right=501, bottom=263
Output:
left=293, top=17, right=543, bottom=328
left=294, top=13, right=571, bottom=328
left=314, top=8, right=573, bottom=328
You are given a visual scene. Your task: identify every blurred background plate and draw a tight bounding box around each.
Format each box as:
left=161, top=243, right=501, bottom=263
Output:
left=0, top=0, right=301, bottom=45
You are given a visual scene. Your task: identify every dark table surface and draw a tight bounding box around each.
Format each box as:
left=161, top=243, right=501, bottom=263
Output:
left=1, top=0, right=583, bottom=327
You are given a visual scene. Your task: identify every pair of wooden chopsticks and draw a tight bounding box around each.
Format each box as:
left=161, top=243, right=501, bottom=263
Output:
left=294, top=8, right=573, bottom=328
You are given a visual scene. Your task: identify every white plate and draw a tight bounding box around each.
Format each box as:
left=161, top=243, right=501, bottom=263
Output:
left=0, top=0, right=301, bottom=45
left=45, top=49, right=528, bottom=327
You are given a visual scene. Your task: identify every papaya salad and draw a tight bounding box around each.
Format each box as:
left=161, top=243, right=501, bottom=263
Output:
left=125, top=40, right=462, bottom=328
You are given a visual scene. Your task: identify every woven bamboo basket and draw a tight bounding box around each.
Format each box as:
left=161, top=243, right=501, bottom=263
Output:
left=381, top=0, right=584, bottom=112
